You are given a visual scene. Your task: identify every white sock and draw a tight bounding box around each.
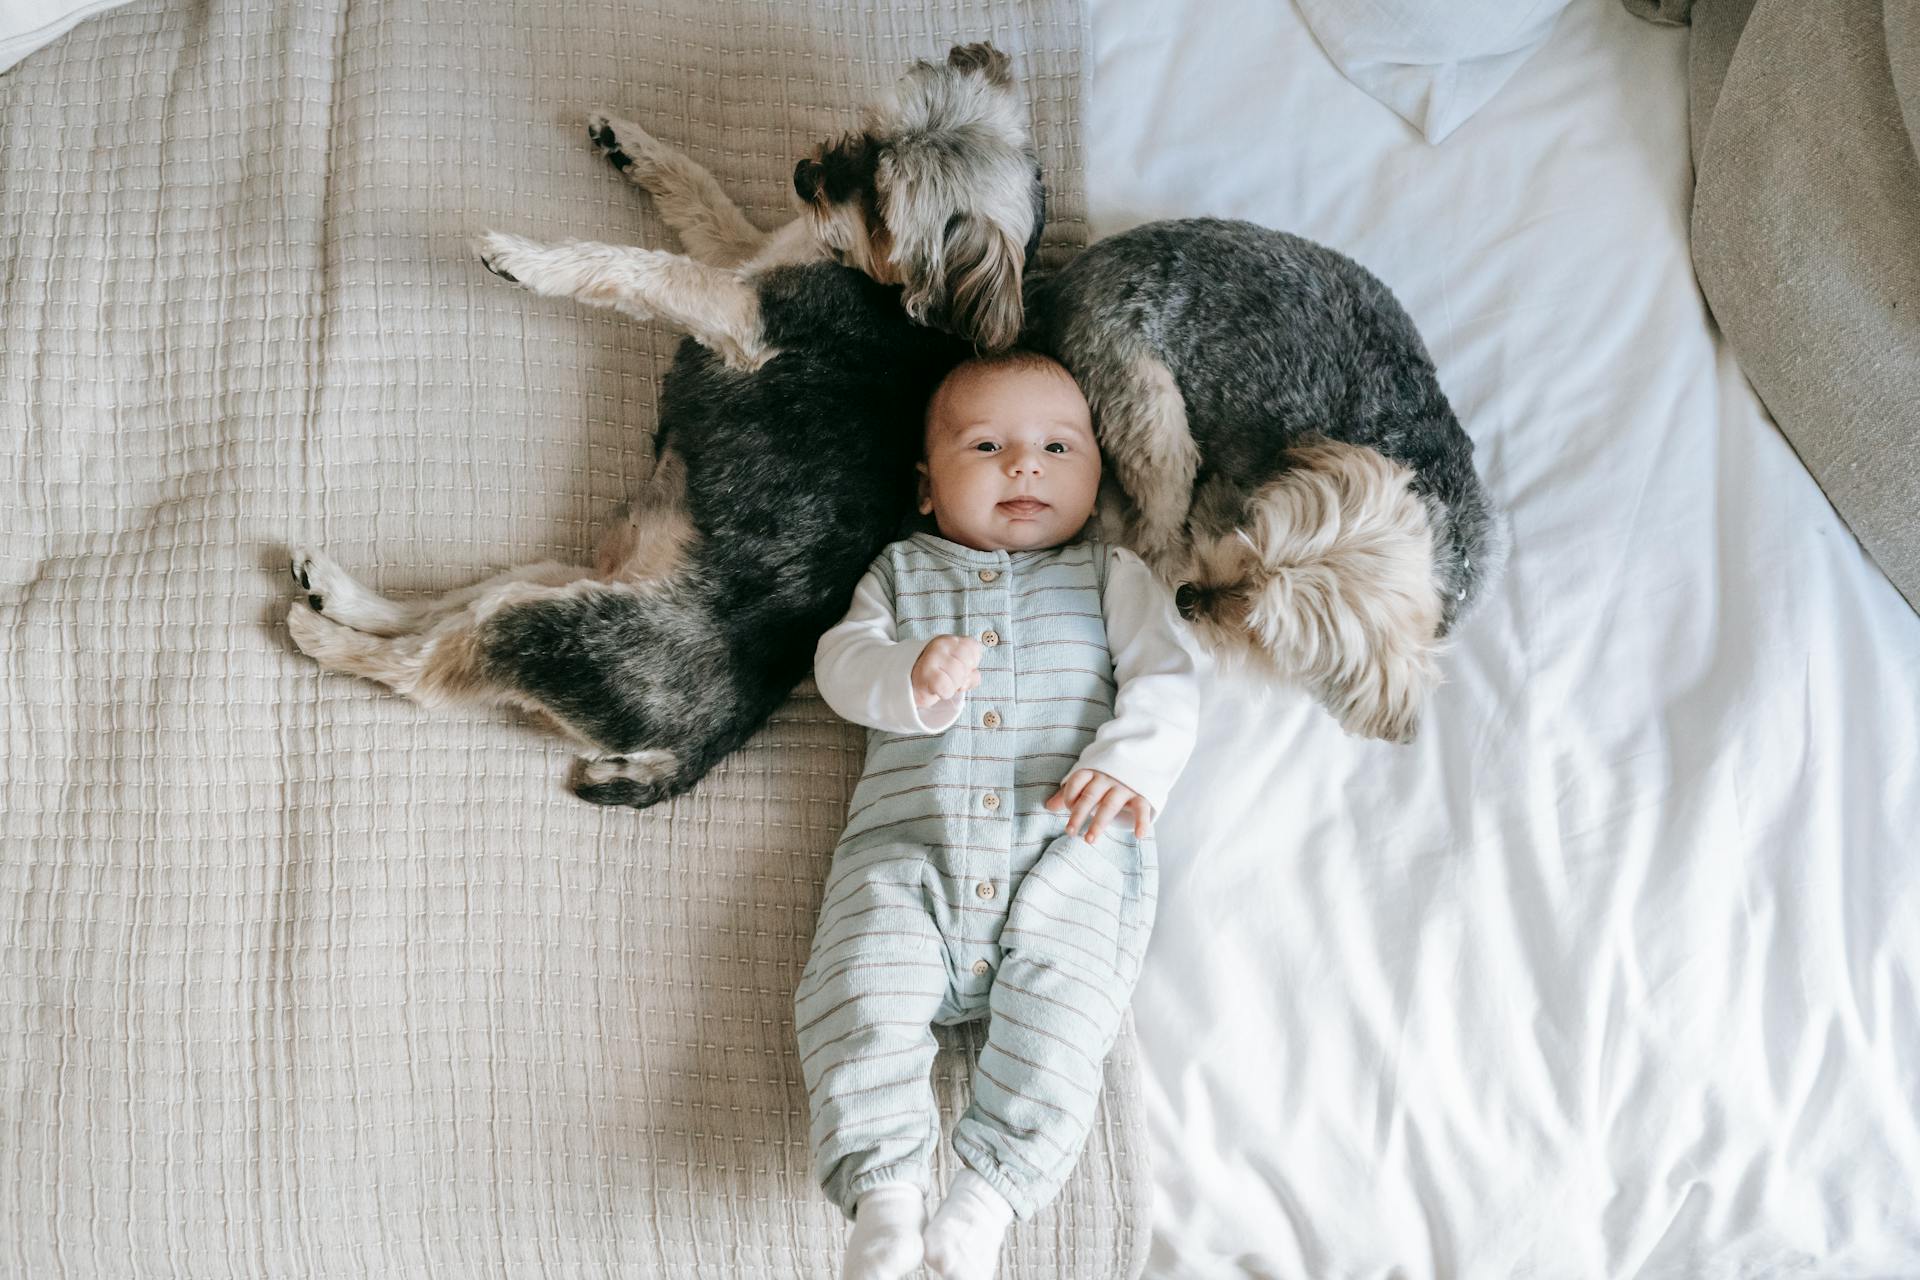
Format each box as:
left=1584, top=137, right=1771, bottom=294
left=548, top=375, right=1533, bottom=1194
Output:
left=842, top=1184, right=927, bottom=1280
left=923, top=1170, right=1015, bottom=1280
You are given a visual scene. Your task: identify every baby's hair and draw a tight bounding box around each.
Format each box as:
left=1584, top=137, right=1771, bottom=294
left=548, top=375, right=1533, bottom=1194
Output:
left=923, top=349, right=1080, bottom=450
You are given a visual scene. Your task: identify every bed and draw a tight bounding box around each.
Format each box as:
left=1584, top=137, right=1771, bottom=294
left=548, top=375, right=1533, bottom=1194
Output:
left=1095, top=0, right=1920, bottom=1274
left=4, top=0, right=1919, bottom=1276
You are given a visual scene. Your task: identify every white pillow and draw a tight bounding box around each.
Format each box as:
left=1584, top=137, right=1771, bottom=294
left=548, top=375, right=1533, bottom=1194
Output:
left=1293, top=0, right=1571, bottom=143
left=1, top=0, right=131, bottom=74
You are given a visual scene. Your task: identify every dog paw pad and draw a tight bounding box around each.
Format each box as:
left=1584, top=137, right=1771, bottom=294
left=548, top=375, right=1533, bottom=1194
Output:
left=586, top=117, right=632, bottom=170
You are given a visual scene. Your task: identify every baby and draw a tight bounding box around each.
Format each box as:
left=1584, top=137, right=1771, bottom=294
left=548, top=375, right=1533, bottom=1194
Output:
left=801, top=351, right=1203, bottom=1280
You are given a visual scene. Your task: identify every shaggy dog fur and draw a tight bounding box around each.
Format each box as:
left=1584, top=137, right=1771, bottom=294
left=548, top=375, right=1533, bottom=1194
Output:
left=286, top=45, right=1043, bottom=807
left=1027, top=217, right=1502, bottom=743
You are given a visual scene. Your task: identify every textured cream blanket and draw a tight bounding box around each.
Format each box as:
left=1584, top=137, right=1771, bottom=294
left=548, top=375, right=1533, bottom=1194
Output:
left=0, top=0, right=1149, bottom=1273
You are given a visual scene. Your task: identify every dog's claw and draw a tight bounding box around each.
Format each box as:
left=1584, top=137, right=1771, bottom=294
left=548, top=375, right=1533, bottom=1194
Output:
left=474, top=233, right=531, bottom=284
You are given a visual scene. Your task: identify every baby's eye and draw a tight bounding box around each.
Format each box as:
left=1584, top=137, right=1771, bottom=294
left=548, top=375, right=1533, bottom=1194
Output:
left=973, top=441, right=1001, bottom=453
left=1045, top=442, right=1068, bottom=454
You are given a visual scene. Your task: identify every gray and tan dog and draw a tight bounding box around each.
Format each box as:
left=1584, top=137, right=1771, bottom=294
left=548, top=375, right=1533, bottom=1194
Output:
left=287, top=44, right=1044, bottom=807
left=1029, top=217, right=1502, bottom=743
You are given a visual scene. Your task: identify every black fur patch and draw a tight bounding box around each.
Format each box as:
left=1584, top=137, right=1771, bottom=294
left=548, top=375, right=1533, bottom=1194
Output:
left=475, top=265, right=971, bottom=807
left=817, top=133, right=878, bottom=204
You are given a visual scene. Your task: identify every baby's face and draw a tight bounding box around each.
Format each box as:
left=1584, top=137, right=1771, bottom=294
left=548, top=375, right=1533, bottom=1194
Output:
left=919, top=364, right=1101, bottom=552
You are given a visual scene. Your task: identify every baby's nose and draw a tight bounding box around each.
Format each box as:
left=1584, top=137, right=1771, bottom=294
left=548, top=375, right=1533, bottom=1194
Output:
left=1005, top=447, right=1044, bottom=473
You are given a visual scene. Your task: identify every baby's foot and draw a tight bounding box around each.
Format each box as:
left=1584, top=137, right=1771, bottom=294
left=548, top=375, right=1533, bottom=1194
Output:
left=923, top=1171, right=1014, bottom=1280
left=842, top=1184, right=926, bottom=1280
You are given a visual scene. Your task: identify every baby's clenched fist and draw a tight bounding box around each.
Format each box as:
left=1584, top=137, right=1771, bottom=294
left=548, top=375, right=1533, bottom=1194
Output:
left=911, top=635, right=984, bottom=709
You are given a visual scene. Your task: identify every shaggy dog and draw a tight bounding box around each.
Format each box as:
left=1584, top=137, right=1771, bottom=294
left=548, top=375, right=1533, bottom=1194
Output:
left=1028, top=217, right=1502, bottom=743
left=286, top=44, right=1044, bottom=807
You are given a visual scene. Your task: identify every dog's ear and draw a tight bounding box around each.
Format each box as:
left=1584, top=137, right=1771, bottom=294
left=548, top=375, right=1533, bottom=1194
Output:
left=945, top=43, right=1012, bottom=86
left=1324, top=652, right=1429, bottom=746
left=917, top=212, right=1025, bottom=352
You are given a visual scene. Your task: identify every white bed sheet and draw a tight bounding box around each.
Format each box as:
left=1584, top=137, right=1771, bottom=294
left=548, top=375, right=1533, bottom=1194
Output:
left=1082, top=1, right=1920, bottom=1276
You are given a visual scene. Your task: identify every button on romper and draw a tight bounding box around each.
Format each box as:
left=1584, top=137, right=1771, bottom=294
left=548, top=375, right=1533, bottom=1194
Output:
left=795, top=533, right=1158, bottom=1220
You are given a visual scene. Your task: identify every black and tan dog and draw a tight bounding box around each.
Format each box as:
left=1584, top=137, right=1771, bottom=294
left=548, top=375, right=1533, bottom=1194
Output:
left=287, top=45, right=1043, bottom=807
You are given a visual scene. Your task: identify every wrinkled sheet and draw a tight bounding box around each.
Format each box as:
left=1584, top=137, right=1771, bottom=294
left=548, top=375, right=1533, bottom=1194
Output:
left=1082, top=0, right=1920, bottom=1274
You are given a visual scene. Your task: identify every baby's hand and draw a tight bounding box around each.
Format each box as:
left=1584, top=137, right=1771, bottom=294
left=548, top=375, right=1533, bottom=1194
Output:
left=1045, top=769, right=1153, bottom=843
left=911, top=635, right=984, bottom=709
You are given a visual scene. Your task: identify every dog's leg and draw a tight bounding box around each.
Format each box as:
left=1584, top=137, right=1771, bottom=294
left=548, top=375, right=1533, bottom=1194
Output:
left=585, top=111, right=770, bottom=268
left=475, top=233, right=776, bottom=372
left=289, top=551, right=593, bottom=636
left=387, top=562, right=595, bottom=627
left=1076, top=348, right=1200, bottom=573
left=592, top=446, right=697, bottom=583
left=287, top=567, right=618, bottom=717
left=286, top=600, right=501, bottom=710
left=288, top=550, right=421, bottom=636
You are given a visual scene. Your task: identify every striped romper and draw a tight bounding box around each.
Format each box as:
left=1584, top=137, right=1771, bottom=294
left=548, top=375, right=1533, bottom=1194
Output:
left=802, top=531, right=1200, bottom=1220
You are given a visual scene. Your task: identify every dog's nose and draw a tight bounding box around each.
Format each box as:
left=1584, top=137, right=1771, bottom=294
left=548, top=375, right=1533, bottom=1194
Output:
left=1174, top=584, right=1199, bottom=620
left=793, top=158, right=823, bottom=203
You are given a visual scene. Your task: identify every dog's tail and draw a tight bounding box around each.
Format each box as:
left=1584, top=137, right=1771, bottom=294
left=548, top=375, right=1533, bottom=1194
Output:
left=1229, top=442, right=1445, bottom=744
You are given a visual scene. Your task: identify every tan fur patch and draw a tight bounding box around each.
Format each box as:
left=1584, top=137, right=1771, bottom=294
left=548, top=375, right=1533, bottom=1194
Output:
left=1182, top=441, right=1445, bottom=743
left=595, top=448, right=696, bottom=584
left=411, top=624, right=493, bottom=705
left=1089, top=352, right=1201, bottom=571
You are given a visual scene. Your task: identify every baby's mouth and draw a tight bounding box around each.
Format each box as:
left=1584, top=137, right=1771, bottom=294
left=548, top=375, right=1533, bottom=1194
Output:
left=998, top=498, right=1049, bottom=517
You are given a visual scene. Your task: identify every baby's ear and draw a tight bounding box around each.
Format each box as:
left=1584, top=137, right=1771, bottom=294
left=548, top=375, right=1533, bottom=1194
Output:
left=916, top=462, right=934, bottom=515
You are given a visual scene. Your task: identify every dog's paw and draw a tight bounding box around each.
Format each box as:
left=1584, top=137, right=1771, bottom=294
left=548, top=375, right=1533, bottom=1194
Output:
left=285, top=598, right=336, bottom=659
left=585, top=110, right=665, bottom=185
left=288, top=547, right=347, bottom=614
left=289, top=548, right=417, bottom=635
left=474, top=231, right=541, bottom=284
left=288, top=555, right=325, bottom=613
left=571, top=751, right=680, bottom=809
left=585, top=110, right=635, bottom=172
